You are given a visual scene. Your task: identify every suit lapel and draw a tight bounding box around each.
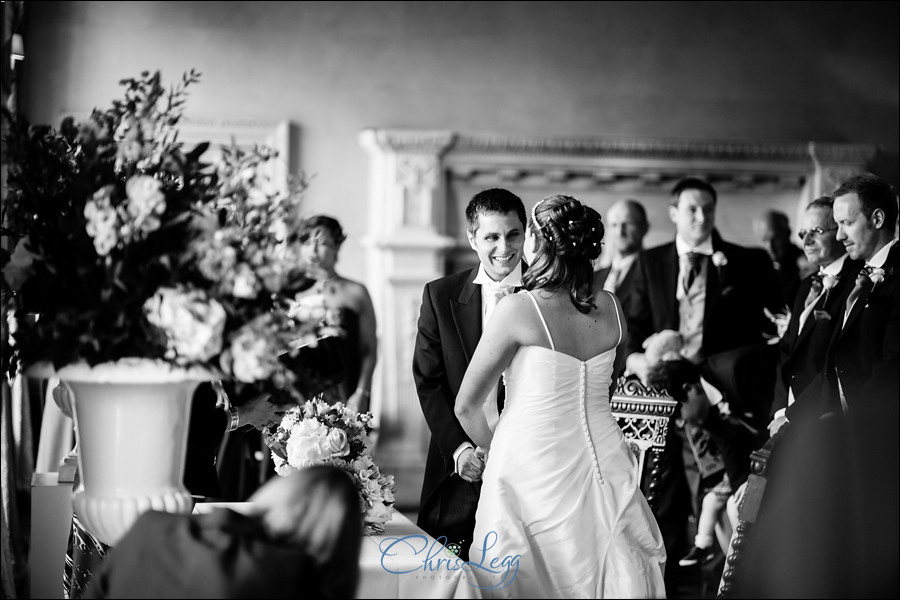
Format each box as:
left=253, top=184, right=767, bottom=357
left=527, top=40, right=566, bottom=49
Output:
left=451, top=268, right=482, bottom=363
left=840, top=244, right=899, bottom=337
left=704, top=253, right=721, bottom=327
left=788, top=277, right=815, bottom=352
left=704, top=239, right=726, bottom=328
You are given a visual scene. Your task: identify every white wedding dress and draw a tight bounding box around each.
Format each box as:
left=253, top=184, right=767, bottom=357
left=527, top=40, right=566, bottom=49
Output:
left=469, top=291, right=667, bottom=598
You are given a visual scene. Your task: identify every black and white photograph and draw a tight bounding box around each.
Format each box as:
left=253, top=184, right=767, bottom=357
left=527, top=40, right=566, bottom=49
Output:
left=2, top=2, right=897, bottom=598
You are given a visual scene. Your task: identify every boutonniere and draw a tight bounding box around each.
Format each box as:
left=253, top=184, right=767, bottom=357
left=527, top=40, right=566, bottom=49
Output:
left=868, top=267, right=885, bottom=286
left=821, top=273, right=838, bottom=291
left=711, top=251, right=728, bottom=268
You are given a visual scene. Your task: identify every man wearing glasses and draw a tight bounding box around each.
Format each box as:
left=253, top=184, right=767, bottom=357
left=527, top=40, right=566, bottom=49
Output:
left=768, top=196, right=861, bottom=437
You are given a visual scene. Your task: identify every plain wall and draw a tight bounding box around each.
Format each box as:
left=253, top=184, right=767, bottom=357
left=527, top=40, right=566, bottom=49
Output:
left=20, top=1, right=900, bottom=283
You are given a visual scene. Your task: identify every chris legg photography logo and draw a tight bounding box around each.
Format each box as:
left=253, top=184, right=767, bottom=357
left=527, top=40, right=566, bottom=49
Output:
left=378, top=531, right=520, bottom=590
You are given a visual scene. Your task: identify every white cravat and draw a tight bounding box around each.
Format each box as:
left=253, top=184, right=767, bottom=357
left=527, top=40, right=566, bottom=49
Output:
left=483, top=281, right=513, bottom=325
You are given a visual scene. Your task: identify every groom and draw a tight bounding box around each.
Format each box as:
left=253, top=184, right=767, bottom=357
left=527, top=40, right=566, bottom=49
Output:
left=413, top=188, right=527, bottom=560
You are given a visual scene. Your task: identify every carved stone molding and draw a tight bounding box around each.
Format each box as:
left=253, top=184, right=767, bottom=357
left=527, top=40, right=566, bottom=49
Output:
left=359, top=128, right=456, bottom=156
left=451, top=134, right=877, bottom=165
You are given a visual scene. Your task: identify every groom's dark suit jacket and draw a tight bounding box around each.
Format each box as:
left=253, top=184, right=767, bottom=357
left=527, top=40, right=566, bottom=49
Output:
left=412, top=266, right=486, bottom=551
left=771, top=256, right=861, bottom=420
left=795, top=243, right=900, bottom=420
left=625, top=231, right=784, bottom=359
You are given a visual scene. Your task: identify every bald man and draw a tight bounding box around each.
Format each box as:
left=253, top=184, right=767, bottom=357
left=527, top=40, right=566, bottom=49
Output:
left=594, top=199, right=649, bottom=316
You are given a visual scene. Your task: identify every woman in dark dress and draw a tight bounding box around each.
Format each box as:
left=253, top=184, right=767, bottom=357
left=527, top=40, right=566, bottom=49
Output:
left=294, top=215, right=378, bottom=413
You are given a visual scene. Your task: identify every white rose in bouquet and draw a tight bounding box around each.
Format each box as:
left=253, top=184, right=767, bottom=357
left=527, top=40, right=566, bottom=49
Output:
left=322, top=428, right=350, bottom=458
left=285, top=419, right=330, bottom=468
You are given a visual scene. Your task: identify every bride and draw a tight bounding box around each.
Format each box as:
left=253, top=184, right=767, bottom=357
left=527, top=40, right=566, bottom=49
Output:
left=455, top=194, right=667, bottom=598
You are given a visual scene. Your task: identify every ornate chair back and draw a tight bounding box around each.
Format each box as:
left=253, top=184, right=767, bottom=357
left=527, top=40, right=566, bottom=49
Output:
left=610, top=375, right=678, bottom=510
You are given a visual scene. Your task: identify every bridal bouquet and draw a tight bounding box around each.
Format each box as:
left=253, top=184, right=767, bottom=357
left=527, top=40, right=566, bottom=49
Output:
left=1, top=69, right=323, bottom=401
left=264, top=398, right=396, bottom=528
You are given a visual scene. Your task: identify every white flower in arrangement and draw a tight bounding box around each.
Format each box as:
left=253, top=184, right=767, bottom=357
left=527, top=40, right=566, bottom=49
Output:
left=265, top=399, right=395, bottom=528
left=84, top=186, right=119, bottom=256
left=323, top=428, right=351, bottom=458
left=123, top=175, right=166, bottom=236
left=711, top=251, right=728, bottom=268
left=231, top=263, right=260, bottom=299
left=226, top=323, right=279, bottom=383
left=286, top=419, right=331, bottom=467
left=288, top=292, right=329, bottom=323
left=821, top=273, right=838, bottom=291
left=143, top=287, right=226, bottom=362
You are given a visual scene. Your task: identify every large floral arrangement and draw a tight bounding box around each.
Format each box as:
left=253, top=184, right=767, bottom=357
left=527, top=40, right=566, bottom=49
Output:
left=264, top=398, right=396, bottom=527
left=1, top=70, right=328, bottom=401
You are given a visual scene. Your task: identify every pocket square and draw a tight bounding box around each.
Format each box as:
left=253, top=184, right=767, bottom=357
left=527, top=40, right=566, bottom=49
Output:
left=813, top=309, right=831, bottom=322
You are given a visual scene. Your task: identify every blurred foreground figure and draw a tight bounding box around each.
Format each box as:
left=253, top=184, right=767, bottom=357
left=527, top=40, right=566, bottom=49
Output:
left=753, top=209, right=809, bottom=304
left=85, top=465, right=362, bottom=599
left=735, top=400, right=898, bottom=598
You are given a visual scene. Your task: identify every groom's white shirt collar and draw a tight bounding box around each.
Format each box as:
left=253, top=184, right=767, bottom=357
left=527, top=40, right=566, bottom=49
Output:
left=473, top=262, right=523, bottom=288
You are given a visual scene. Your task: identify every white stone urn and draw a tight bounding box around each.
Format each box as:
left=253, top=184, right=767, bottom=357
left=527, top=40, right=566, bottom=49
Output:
left=57, top=359, right=211, bottom=546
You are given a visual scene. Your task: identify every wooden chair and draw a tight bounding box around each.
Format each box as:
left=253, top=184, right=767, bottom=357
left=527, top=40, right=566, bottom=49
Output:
left=716, top=437, right=775, bottom=597
left=610, top=375, right=678, bottom=510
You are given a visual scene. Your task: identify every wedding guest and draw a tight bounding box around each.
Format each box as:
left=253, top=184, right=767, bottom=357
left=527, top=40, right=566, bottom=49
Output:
left=737, top=173, right=898, bottom=598
left=593, top=198, right=649, bottom=316
left=296, top=215, right=378, bottom=413
left=85, top=465, right=363, bottom=599
left=647, top=344, right=774, bottom=573
left=799, top=173, right=898, bottom=417
left=413, top=188, right=526, bottom=560
left=767, top=197, right=859, bottom=438
left=753, top=209, right=810, bottom=304
left=623, top=177, right=783, bottom=592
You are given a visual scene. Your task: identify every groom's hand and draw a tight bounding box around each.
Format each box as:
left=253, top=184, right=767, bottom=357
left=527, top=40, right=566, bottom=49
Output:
left=458, top=447, right=485, bottom=482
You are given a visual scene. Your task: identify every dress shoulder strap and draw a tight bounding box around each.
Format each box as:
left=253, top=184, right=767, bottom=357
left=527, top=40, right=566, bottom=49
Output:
left=606, top=290, right=623, bottom=346
left=525, top=291, right=555, bottom=351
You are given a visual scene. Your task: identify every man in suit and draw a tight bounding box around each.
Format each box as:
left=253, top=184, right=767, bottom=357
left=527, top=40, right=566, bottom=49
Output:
left=739, top=174, right=899, bottom=598
left=768, top=196, right=861, bottom=437
left=821, top=172, right=899, bottom=415
left=594, top=198, right=648, bottom=315
left=412, top=188, right=526, bottom=560
left=625, top=178, right=784, bottom=365
left=623, top=177, right=783, bottom=589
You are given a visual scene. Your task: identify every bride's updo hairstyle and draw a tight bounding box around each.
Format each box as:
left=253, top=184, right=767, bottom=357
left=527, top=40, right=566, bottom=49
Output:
left=523, top=194, right=604, bottom=313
